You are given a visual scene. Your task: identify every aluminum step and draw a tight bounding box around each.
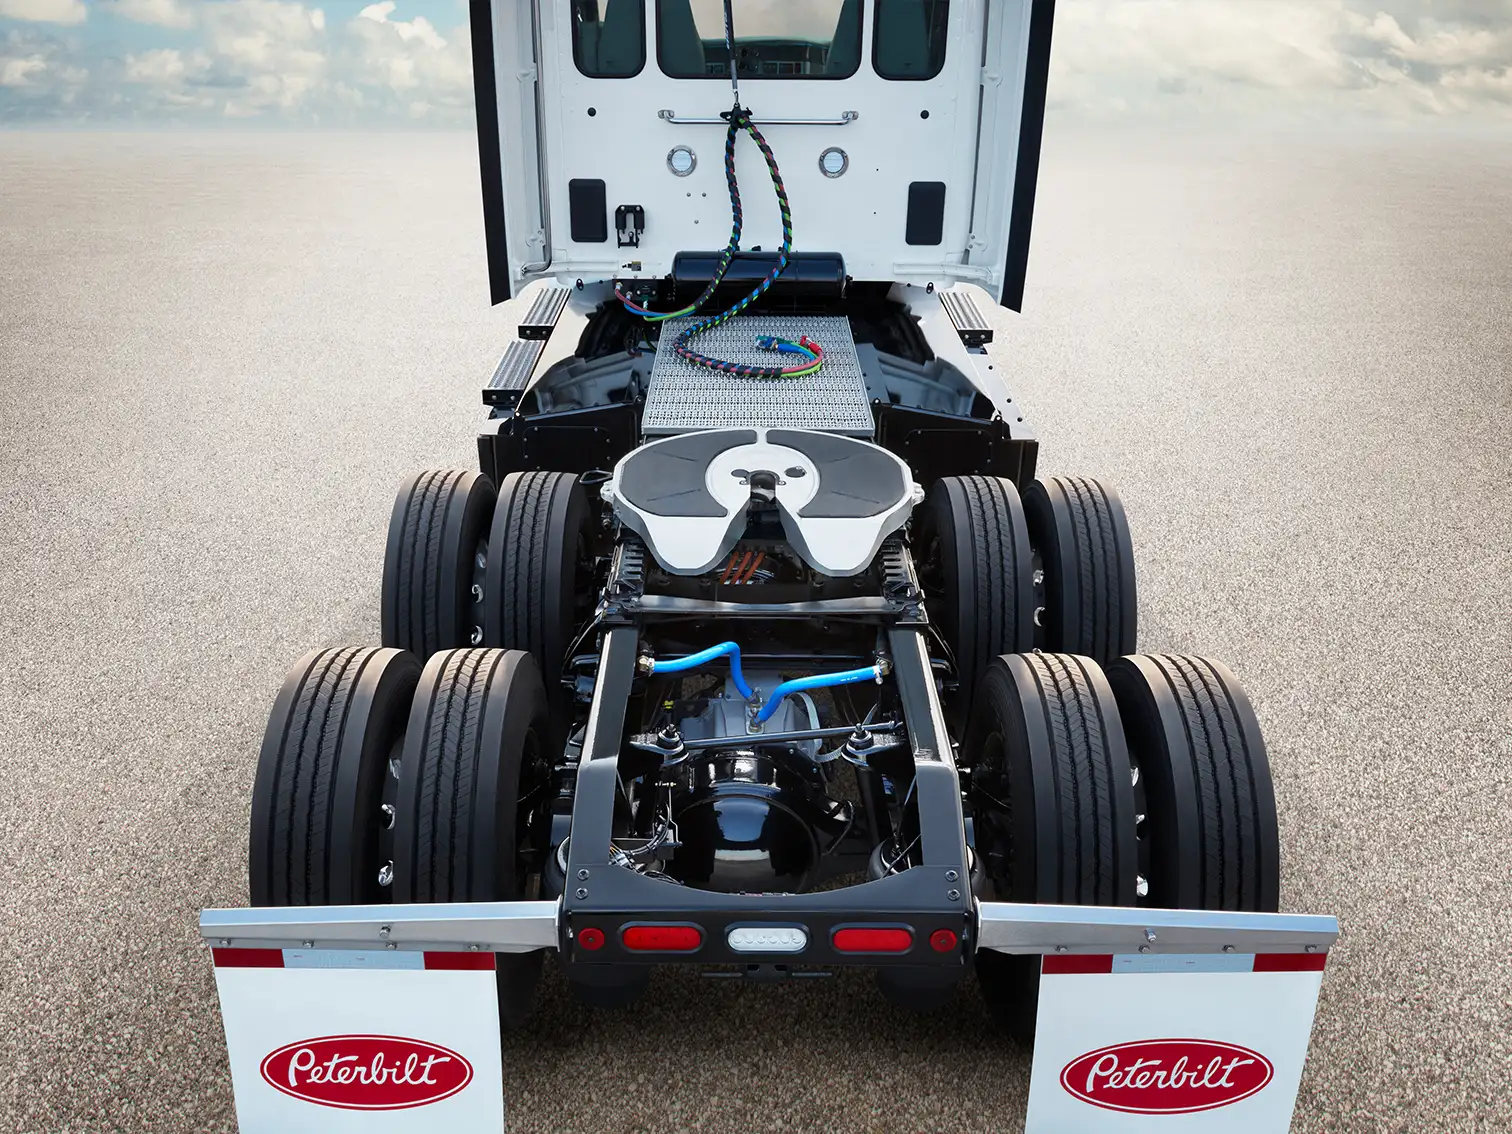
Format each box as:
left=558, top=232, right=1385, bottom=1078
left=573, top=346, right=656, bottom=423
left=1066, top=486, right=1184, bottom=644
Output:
left=482, top=339, right=545, bottom=409
left=938, top=288, right=994, bottom=348
left=517, top=285, right=571, bottom=341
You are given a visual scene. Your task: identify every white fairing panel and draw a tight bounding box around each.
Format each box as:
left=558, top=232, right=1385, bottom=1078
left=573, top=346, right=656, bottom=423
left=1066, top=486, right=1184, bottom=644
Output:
left=473, top=0, right=1054, bottom=307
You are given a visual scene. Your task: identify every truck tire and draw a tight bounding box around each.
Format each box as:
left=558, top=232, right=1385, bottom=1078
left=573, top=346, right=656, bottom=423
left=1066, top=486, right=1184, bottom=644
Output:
left=392, top=648, right=554, bottom=1030
left=250, top=646, right=421, bottom=907
left=964, top=652, right=1138, bottom=1043
left=1106, top=654, right=1280, bottom=912
left=484, top=472, right=594, bottom=714
left=916, top=475, right=1035, bottom=723
left=1023, top=476, right=1136, bottom=664
left=382, top=469, right=497, bottom=658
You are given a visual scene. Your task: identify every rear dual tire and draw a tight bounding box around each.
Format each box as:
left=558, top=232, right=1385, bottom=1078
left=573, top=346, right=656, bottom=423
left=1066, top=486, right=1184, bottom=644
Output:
left=920, top=474, right=1136, bottom=730
left=966, top=652, right=1138, bottom=1043
left=1107, top=654, right=1280, bottom=913
left=382, top=470, right=496, bottom=659
left=393, top=648, right=555, bottom=1031
left=964, top=651, right=1280, bottom=1042
left=250, top=646, right=554, bottom=1032
left=249, top=647, right=420, bottom=907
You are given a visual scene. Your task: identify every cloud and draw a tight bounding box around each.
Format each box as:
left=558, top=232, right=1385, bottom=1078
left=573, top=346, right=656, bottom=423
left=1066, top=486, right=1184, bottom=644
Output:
left=346, top=0, right=471, bottom=116
left=0, top=0, right=85, bottom=24
left=106, top=0, right=192, bottom=28
left=2, top=0, right=1512, bottom=126
left=1051, top=0, right=1512, bottom=121
left=0, top=51, right=45, bottom=85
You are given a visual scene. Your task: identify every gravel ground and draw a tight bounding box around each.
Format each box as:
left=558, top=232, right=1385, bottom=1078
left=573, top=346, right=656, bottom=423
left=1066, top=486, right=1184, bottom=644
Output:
left=1, top=127, right=1509, bottom=1133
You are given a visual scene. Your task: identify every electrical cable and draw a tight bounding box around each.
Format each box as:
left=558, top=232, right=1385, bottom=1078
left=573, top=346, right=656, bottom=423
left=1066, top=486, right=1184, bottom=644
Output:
left=614, top=0, right=821, bottom=379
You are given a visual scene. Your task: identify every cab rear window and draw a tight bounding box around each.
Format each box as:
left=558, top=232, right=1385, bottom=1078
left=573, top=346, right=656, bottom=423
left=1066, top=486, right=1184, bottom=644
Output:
left=656, top=0, right=861, bottom=80
left=573, top=0, right=647, bottom=78
left=874, top=0, right=949, bottom=80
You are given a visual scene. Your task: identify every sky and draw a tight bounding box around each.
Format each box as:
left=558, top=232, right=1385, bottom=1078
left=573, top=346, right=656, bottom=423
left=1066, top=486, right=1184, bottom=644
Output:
left=0, top=0, right=1509, bottom=127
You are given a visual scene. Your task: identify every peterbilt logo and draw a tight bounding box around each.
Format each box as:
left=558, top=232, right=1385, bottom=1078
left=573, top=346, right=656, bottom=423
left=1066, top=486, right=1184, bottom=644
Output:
left=1060, top=1039, right=1275, bottom=1114
left=259, top=1034, right=473, bottom=1110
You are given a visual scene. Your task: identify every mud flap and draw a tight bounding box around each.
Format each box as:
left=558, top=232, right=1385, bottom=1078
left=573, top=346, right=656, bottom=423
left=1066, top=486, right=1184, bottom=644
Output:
left=212, top=947, right=505, bottom=1133
left=1025, top=952, right=1326, bottom=1132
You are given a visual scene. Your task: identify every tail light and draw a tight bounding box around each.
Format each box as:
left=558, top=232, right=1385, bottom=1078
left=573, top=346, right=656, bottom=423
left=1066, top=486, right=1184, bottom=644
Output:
left=577, top=927, right=605, bottom=951
left=832, top=927, right=914, bottom=954
left=621, top=924, right=704, bottom=952
left=929, top=929, right=959, bottom=952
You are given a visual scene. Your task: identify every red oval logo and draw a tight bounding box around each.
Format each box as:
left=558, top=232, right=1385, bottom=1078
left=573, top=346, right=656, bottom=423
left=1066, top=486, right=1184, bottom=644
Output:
left=259, top=1034, right=473, bottom=1110
left=1060, top=1038, right=1274, bottom=1114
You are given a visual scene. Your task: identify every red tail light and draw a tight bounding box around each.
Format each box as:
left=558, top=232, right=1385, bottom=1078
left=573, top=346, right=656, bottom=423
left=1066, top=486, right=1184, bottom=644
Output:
left=621, top=924, right=704, bottom=952
left=577, top=927, right=605, bottom=951
left=832, top=927, right=914, bottom=953
left=929, top=929, right=959, bottom=953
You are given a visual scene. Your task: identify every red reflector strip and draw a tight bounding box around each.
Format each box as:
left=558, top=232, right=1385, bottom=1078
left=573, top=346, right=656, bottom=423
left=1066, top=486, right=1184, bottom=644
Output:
left=1042, top=954, right=1114, bottom=975
left=1254, top=952, right=1328, bottom=972
left=423, top=951, right=496, bottom=971
left=212, top=948, right=284, bottom=969
left=622, top=925, right=703, bottom=952
left=832, top=927, right=913, bottom=953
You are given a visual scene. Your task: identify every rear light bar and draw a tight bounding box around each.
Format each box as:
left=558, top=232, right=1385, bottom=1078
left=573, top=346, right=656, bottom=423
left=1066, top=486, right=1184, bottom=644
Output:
left=621, top=924, right=704, bottom=953
left=832, top=926, right=914, bottom=954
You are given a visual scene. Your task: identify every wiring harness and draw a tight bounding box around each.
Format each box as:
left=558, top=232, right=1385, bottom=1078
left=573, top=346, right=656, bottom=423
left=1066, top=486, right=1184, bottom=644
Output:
left=613, top=0, right=822, bottom=379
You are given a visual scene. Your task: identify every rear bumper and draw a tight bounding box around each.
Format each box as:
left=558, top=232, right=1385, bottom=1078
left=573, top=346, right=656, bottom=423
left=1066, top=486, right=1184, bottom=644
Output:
left=199, top=897, right=1337, bottom=966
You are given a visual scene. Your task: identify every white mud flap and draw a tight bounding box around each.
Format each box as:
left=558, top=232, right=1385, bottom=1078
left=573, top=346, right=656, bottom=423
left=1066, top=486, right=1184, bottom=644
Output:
left=1025, top=951, right=1327, bottom=1133
left=212, top=947, right=505, bottom=1134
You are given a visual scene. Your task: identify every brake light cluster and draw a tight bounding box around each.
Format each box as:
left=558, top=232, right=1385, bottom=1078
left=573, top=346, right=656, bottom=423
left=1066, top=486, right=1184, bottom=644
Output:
left=573, top=922, right=961, bottom=956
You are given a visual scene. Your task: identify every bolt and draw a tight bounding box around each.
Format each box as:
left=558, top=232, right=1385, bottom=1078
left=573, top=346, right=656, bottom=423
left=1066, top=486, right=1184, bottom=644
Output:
left=575, top=887, right=589, bottom=900
left=218, top=938, right=231, bottom=947
left=1223, top=944, right=1236, bottom=953
left=946, top=889, right=961, bottom=901
left=301, top=940, right=314, bottom=949
left=1139, top=944, right=1151, bottom=954
left=1055, top=945, right=1067, bottom=954
left=577, top=869, right=590, bottom=881
left=944, top=870, right=959, bottom=882
left=378, top=925, right=391, bottom=939
left=385, top=942, right=397, bottom=951
left=469, top=944, right=480, bottom=951
left=1305, top=944, right=1318, bottom=953
left=378, top=861, right=394, bottom=887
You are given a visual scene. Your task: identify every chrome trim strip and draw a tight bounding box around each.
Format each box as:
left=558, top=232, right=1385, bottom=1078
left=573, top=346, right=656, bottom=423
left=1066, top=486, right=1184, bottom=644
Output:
left=975, top=901, right=1339, bottom=955
left=199, top=900, right=561, bottom=954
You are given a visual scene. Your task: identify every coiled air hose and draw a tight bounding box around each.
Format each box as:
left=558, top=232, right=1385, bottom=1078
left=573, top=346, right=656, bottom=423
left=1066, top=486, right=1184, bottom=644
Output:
left=614, top=0, right=822, bottom=379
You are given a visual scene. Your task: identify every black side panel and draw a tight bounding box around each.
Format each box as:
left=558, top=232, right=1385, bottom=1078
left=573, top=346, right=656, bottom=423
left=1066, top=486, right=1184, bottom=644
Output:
left=905, top=182, right=947, bottom=246
left=1001, top=0, right=1055, bottom=312
left=470, top=0, right=510, bottom=305
left=569, top=179, right=609, bottom=244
